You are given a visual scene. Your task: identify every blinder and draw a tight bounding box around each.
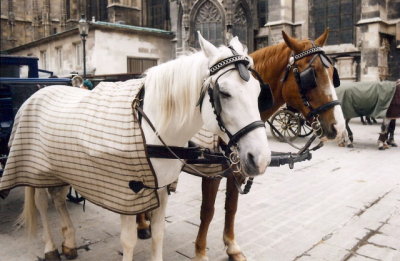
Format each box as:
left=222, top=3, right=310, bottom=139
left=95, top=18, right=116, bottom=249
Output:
left=299, top=67, right=318, bottom=91
left=333, top=67, right=340, bottom=88
left=249, top=68, right=274, bottom=111
left=212, top=82, right=222, bottom=115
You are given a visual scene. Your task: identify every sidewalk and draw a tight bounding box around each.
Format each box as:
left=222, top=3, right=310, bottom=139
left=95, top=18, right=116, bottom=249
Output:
left=0, top=120, right=399, bottom=261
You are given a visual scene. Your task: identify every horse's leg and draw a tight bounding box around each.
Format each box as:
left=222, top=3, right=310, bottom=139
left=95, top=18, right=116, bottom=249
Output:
left=35, top=188, right=61, bottom=261
left=137, top=212, right=151, bottom=239
left=360, top=116, right=366, bottom=125
left=149, top=187, right=169, bottom=261
left=345, top=119, right=354, bottom=147
left=120, top=215, right=138, bottom=261
left=223, top=174, right=246, bottom=261
left=48, top=186, right=77, bottom=260
left=193, top=178, right=221, bottom=261
left=387, top=119, right=397, bottom=147
left=378, top=118, right=390, bottom=150
left=366, top=116, right=372, bottom=125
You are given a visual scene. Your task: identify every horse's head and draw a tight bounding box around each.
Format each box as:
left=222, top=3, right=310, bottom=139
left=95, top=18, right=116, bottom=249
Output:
left=281, top=30, right=346, bottom=141
left=198, top=33, right=271, bottom=176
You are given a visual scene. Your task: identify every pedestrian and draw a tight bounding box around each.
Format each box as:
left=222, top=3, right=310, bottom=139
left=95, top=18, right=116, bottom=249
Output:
left=80, top=79, right=94, bottom=90
left=71, top=75, right=83, bottom=87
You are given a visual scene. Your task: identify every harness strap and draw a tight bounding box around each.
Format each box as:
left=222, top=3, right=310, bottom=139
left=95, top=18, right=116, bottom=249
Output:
left=209, top=55, right=250, bottom=75
left=227, top=121, right=265, bottom=149
left=134, top=103, right=231, bottom=179
left=307, top=100, right=341, bottom=119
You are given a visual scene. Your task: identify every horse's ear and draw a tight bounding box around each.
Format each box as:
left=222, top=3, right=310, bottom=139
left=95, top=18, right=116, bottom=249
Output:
left=198, top=31, right=218, bottom=58
left=315, top=28, right=329, bottom=46
left=282, top=31, right=302, bottom=53
left=229, top=36, right=246, bottom=54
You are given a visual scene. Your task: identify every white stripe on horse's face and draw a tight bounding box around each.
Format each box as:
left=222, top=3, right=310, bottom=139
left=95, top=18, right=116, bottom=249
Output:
left=324, top=68, right=346, bottom=141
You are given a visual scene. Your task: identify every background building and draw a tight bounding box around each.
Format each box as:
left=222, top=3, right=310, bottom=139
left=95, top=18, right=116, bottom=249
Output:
left=1, top=0, right=399, bottom=81
left=171, top=0, right=400, bottom=81
left=1, top=0, right=173, bottom=77
left=1, top=0, right=170, bottom=50
left=6, top=22, right=174, bottom=77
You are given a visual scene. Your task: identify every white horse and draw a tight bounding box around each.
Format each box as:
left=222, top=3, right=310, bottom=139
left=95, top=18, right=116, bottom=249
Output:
left=7, top=33, right=271, bottom=261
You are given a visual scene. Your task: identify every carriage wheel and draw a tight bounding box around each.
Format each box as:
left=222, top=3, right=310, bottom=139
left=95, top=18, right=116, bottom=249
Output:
left=270, top=109, right=301, bottom=142
left=297, top=113, right=313, bottom=137
left=67, top=187, right=85, bottom=204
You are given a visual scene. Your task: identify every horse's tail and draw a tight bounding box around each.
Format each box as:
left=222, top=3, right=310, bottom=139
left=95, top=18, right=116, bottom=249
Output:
left=15, top=187, right=37, bottom=236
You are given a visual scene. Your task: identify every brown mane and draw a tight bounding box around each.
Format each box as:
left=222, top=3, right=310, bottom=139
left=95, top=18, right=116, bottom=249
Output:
left=250, top=43, right=291, bottom=120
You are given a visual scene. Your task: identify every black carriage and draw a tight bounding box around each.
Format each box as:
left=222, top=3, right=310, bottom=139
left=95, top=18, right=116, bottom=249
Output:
left=1, top=55, right=71, bottom=173
left=0, top=55, right=86, bottom=201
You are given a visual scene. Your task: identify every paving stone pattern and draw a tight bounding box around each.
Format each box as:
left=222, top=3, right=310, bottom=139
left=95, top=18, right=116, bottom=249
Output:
left=0, top=121, right=399, bottom=261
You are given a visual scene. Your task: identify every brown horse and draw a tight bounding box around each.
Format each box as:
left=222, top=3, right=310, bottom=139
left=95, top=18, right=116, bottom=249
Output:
left=192, top=30, right=346, bottom=261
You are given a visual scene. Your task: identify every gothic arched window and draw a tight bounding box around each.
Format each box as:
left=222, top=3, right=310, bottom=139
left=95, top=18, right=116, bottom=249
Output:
left=194, top=1, right=223, bottom=47
left=310, top=0, right=361, bottom=45
left=148, top=0, right=170, bottom=30
left=232, top=4, right=248, bottom=47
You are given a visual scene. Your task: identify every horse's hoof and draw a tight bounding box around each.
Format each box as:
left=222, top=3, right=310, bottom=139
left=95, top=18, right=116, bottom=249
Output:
left=44, top=249, right=61, bottom=261
left=137, top=227, right=151, bottom=239
left=62, top=244, right=78, bottom=260
left=347, top=144, right=354, bottom=148
left=191, top=255, right=209, bottom=261
left=228, top=252, right=247, bottom=261
left=338, top=142, right=345, bottom=147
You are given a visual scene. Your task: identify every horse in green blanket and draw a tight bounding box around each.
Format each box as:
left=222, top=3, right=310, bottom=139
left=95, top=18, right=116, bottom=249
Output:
left=335, top=81, right=399, bottom=148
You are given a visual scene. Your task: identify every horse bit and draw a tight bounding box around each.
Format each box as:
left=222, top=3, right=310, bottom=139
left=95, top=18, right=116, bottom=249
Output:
left=281, top=43, right=341, bottom=137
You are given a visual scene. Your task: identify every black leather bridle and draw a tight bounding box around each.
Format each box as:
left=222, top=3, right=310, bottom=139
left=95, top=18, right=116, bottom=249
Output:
left=281, top=44, right=341, bottom=136
left=198, top=47, right=272, bottom=154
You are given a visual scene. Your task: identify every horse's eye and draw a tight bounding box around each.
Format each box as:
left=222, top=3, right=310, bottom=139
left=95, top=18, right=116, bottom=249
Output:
left=220, top=91, right=231, bottom=98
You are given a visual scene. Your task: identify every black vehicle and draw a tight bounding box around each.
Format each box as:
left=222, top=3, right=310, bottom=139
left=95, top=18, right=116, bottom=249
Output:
left=0, top=55, right=71, bottom=175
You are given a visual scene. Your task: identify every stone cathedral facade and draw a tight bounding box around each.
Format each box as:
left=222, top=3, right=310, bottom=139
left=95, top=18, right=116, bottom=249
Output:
left=2, top=0, right=399, bottom=81
left=1, top=0, right=170, bottom=50
left=171, top=0, right=400, bottom=81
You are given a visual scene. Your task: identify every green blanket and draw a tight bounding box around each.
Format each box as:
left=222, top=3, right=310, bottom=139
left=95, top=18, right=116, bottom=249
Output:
left=335, top=81, right=396, bottom=119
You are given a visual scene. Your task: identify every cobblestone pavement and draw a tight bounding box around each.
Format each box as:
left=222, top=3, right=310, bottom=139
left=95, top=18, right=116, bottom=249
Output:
left=1, top=121, right=399, bottom=261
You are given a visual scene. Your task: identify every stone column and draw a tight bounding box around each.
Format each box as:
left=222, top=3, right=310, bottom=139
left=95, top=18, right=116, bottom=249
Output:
left=60, top=0, right=67, bottom=29
left=42, top=0, right=51, bottom=37
left=357, top=0, right=384, bottom=81
left=264, top=0, right=290, bottom=44
left=7, top=0, right=16, bottom=47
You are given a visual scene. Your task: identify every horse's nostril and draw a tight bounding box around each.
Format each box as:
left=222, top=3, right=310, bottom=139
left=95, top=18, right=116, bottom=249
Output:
left=330, top=123, right=337, bottom=138
left=247, top=153, right=256, bottom=167
left=331, top=123, right=337, bottom=132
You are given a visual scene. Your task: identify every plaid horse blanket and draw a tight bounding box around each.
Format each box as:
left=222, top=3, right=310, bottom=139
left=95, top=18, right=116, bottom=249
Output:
left=335, top=81, right=397, bottom=119
left=0, top=79, right=160, bottom=215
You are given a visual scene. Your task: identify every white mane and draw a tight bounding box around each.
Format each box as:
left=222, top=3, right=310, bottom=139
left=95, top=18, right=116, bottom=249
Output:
left=144, top=46, right=241, bottom=136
